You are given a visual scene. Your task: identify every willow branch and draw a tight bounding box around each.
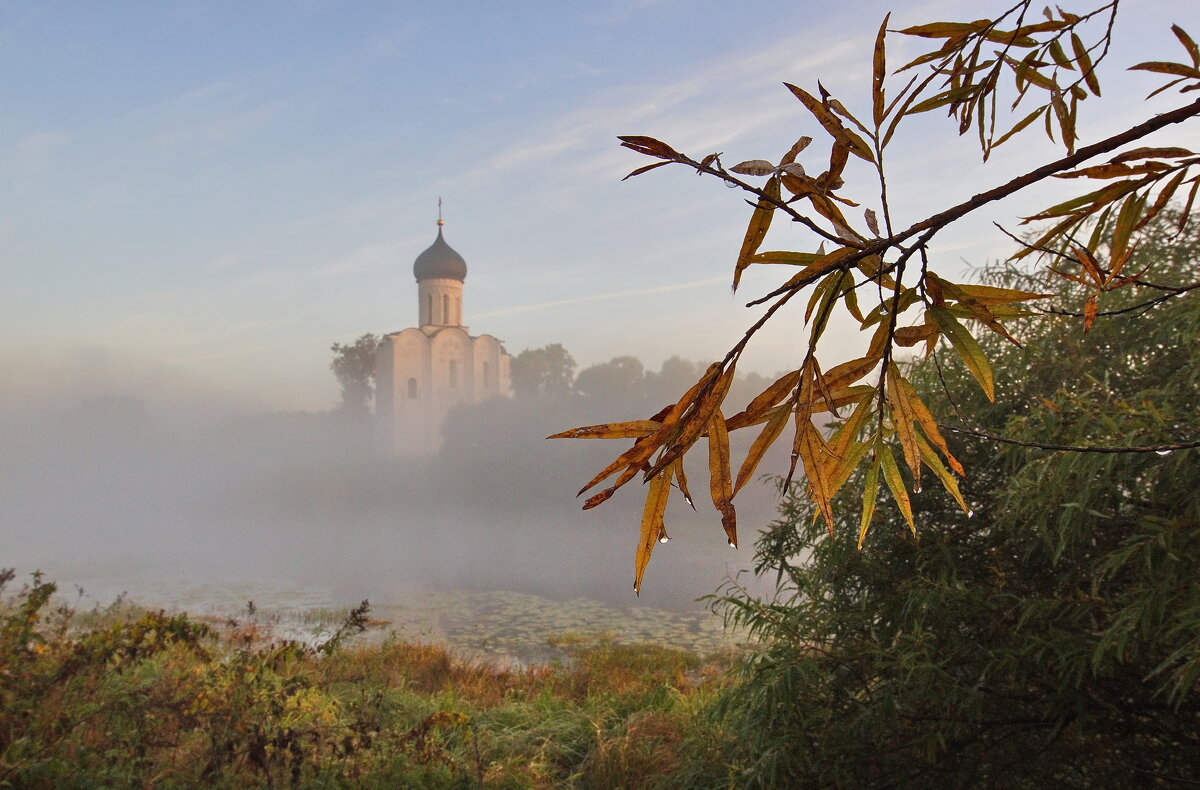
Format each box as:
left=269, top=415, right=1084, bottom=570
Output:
left=745, top=97, right=1200, bottom=307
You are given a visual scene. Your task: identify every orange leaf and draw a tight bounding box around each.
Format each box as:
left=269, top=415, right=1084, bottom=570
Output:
left=734, top=406, right=791, bottom=496
left=634, top=468, right=673, bottom=595
left=733, top=177, right=780, bottom=291
left=549, top=420, right=661, bottom=439
left=707, top=409, right=737, bottom=548
left=872, top=13, right=890, bottom=127
left=1083, top=293, right=1099, bottom=332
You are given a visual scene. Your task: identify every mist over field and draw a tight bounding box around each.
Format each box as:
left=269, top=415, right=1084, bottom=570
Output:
left=0, top=353, right=779, bottom=616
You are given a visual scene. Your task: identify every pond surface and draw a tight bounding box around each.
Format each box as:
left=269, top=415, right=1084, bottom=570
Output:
left=13, top=559, right=742, bottom=665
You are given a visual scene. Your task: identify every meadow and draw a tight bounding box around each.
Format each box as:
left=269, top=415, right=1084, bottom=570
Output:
left=0, top=569, right=741, bottom=789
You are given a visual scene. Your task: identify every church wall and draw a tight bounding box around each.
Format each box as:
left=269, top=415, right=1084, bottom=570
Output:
left=471, top=335, right=508, bottom=401
left=417, top=278, right=464, bottom=327
left=430, top=330, right=472, bottom=436
left=380, top=328, right=435, bottom=455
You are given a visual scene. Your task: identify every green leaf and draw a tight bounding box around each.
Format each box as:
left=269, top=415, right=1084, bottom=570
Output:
left=929, top=307, right=995, bottom=401
left=857, top=459, right=880, bottom=549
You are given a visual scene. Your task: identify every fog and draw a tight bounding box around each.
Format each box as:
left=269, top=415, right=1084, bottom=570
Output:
left=1, top=350, right=780, bottom=618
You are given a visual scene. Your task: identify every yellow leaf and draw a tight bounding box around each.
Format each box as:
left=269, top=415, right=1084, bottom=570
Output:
left=738, top=369, right=801, bottom=422
left=872, top=13, right=891, bottom=127
left=784, top=83, right=875, bottom=163
left=634, top=468, right=672, bottom=595
left=894, top=323, right=939, bottom=347
left=733, top=176, right=780, bottom=292
left=798, top=421, right=836, bottom=533
left=734, top=406, right=790, bottom=496
left=707, top=409, right=737, bottom=548
left=751, top=251, right=824, bottom=266
left=899, top=21, right=987, bottom=38
left=898, top=378, right=964, bottom=477
left=548, top=420, right=661, bottom=439
left=825, top=355, right=882, bottom=393
left=915, top=434, right=969, bottom=515
left=1129, top=61, right=1200, bottom=79
left=778, top=246, right=860, bottom=293
left=673, top=457, right=695, bottom=510
left=877, top=443, right=915, bottom=534
left=827, top=394, right=874, bottom=461
left=949, top=282, right=1052, bottom=305
left=885, top=363, right=921, bottom=482
left=812, top=385, right=876, bottom=415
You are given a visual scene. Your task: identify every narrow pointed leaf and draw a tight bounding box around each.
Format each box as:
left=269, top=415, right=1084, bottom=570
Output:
left=872, top=13, right=891, bottom=127
left=634, top=469, right=672, bottom=594
left=899, top=378, right=964, bottom=476
left=915, top=434, right=969, bottom=515
left=549, top=420, right=661, bottom=439
left=929, top=307, right=995, bottom=401
left=673, top=457, right=695, bottom=510
left=707, top=409, right=737, bottom=547
left=621, top=161, right=673, bottom=181
left=733, top=176, right=780, bottom=291
left=734, top=406, right=790, bottom=495
left=878, top=443, right=916, bottom=534
left=857, top=460, right=881, bottom=549
left=885, top=363, right=922, bottom=482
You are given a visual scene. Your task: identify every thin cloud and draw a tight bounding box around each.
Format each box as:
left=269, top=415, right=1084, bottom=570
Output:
left=455, top=32, right=859, bottom=191
left=472, top=274, right=728, bottom=319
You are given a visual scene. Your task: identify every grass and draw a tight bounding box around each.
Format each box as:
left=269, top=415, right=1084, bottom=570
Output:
left=0, top=570, right=738, bottom=789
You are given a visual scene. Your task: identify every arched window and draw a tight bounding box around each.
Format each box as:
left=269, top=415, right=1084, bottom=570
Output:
left=449, top=359, right=458, bottom=387
left=426, top=295, right=433, bottom=325
left=407, top=377, right=418, bottom=399
left=442, top=294, right=450, bottom=324
left=482, top=361, right=490, bottom=388
left=456, top=296, right=462, bottom=324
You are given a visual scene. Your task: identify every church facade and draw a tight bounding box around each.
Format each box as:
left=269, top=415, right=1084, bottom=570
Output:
left=375, top=217, right=511, bottom=454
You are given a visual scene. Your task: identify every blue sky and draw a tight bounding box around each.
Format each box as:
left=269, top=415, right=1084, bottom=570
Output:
left=2, top=0, right=1197, bottom=415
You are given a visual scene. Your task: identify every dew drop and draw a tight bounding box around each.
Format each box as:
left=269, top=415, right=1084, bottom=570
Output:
left=659, top=536, right=670, bottom=544
left=913, top=484, right=922, bottom=494
left=1156, top=449, right=1173, bottom=456
left=967, top=509, right=976, bottom=519
left=729, top=540, right=737, bottom=548
left=724, top=179, right=739, bottom=188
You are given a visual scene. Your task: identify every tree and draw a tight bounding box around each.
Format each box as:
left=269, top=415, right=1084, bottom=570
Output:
left=573, top=356, right=646, bottom=403
left=705, top=231, right=1200, bottom=788
left=510, top=343, right=577, bottom=400
left=330, top=333, right=379, bottom=416
left=556, top=1, right=1200, bottom=592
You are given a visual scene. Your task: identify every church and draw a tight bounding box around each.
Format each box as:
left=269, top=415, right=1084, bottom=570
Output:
left=375, top=213, right=511, bottom=454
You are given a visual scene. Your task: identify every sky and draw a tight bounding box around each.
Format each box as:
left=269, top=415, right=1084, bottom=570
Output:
left=2, top=0, right=1198, bottom=416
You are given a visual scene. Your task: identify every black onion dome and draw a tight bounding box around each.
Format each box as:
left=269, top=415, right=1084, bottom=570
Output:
left=413, top=226, right=467, bottom=281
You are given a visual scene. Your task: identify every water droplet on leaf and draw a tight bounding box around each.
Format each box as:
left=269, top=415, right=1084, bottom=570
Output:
left=1156, top=449, right=1173, bottom=456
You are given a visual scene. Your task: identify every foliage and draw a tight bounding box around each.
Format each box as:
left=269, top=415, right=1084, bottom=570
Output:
left=511, top=343, right=577, bottom=400
left=573, top=356, right=647, bottom=404
left=0, top=571, right=734, bottom=789
left=558, top=0, right=1200, bottom=592
left=704, top=235, right=1200, bottom=788
left=330, top=333, right=380, bottom=415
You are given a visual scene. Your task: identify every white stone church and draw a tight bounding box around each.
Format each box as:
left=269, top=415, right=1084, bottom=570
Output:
left=375, top=215, right=511, bottom=454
